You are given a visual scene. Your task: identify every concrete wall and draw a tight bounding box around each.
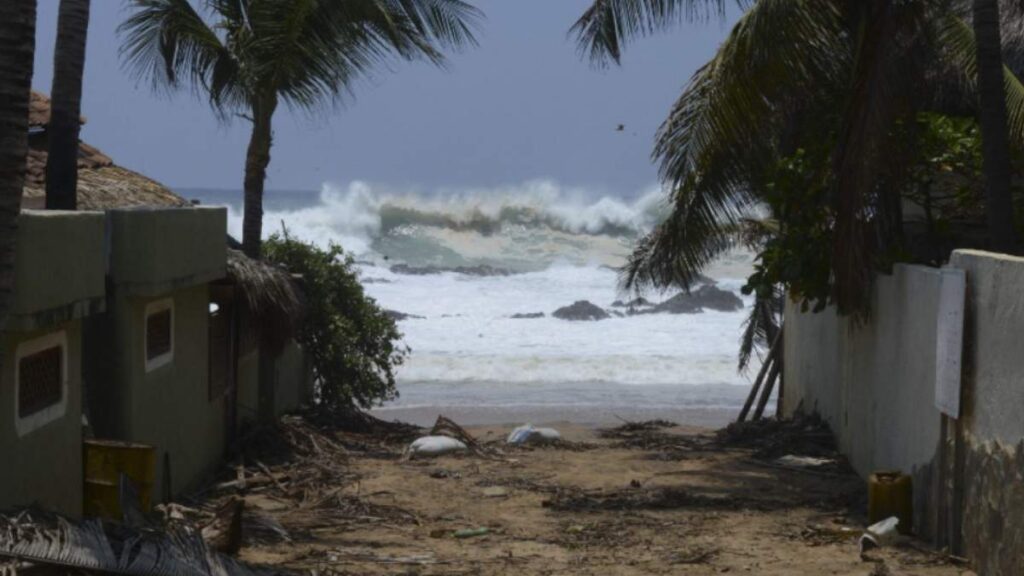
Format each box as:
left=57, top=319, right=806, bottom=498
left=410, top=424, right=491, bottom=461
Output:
left=1, top=211, right=108, bottom=516
left=785, top=253, right=1024, bottom=573
left=106, top=207, right=226, bottom=296
left=784, top=264, right=945, bottom=537
left=9, top=210, right=105, bottom=331
left=85, top=208, right=229, bottom=500
left=947, top=250, right=1024, bottom=576
left=88, top=285, right=225, bottom=498
left=0, top=322, right=83, bottom=516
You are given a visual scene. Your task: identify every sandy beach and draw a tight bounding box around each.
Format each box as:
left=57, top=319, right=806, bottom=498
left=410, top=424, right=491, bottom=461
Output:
left=184, top=413, right=974, bottom=576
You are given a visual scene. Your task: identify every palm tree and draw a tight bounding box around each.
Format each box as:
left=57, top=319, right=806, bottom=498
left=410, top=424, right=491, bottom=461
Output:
left=46, top=0, right=91, bottom=211
left=119, top=0, right=482, bottom=259
left=0, top=0, right=36, bottom=329
left=574, top=0, right=1024, bottom=317
left=972, top=0, right=1017, bottom=251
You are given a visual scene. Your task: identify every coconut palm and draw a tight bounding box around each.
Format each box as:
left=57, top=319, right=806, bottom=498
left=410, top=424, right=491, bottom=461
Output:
left=0, top=0, right=36, bottom=330
left=574, top=0, right=1024, bottom=315
left=120, top=0, right=482, bottom=259
left=972, top=0, right=1017, bottom=251
left=46, top=0, right=91, bottom=210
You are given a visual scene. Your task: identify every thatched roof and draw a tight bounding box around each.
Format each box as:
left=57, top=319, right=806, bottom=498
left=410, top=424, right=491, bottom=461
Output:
left=22, top=91, right=189, bottom=210
left=226, top=248, right=304, bottom=353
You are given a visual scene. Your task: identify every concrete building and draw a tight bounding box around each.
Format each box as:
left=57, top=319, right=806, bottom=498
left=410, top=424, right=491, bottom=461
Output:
left=84, top=207, right=229, bottom=500
left=0, top=211, right=106, bottom=516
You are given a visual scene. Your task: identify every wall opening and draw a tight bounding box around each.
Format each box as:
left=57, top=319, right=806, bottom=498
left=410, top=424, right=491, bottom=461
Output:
left=14, top=330, right=68, bottom=436
left=208, top=290, right=235, bottom=401
left=145, top=298, right=174, bottom=372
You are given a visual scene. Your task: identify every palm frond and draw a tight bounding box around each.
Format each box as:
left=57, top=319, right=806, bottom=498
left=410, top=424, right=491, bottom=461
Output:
left=935, top=12, right=1024, bottom=149
left=0, top=510, right=278, bottom=576
left=119, top=0, right=245, bottom=111
left=624, top=0, right=846, bottom=293
left=738, top=285, right=783, bottom=373
left=571, top=0, right=742, bottom=66
left=253, top=0, right=481, bottom=111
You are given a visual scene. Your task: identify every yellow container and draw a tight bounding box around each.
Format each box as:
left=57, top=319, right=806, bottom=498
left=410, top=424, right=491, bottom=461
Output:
left=868, top=471, right=913, bottom=534
left=83, top=439, right=157, bottom=520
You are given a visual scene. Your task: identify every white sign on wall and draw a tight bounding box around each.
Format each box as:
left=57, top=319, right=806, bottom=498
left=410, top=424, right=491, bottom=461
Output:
left=935, top=268, right=966, bottom=419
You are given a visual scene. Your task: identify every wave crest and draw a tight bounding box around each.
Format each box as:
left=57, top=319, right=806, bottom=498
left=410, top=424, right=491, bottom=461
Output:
left=225, top=180, right=668, bottom=267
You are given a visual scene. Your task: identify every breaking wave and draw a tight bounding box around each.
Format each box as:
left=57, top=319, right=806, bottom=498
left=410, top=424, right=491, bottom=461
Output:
left=224, top=180, right=669, bottom=269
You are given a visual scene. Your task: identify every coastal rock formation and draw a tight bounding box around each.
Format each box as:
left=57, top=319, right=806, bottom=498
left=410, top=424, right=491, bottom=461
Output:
left=553, top=301, right=610, bottom=321
left=611, top=297, right=653, bottom=308
left=641, top=285, right=744, bottom=315
left=390, top=263, right=513, bottom=277
left=385, top=309, right=424, bottom=321
left=510, top=312, right=545, bottom=319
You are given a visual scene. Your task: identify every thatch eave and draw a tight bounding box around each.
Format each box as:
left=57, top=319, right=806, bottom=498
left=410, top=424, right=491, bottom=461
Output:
left=226, top=249, right=305, bottom=353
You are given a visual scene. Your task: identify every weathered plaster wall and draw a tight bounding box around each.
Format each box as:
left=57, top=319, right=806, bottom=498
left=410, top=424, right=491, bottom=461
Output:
left=949, top=250, right=1024, bottom=575
left=783, top=264, right=944, bottom=537
left=9, top=210, right=105, bottom=331
left=782, top=299, right=841, bottom=424
left=85, top=208, right=230, bottom=501
left=106, top=207, right=226, bottom=296
left=0, top=322, right=83, bottom=516
left=122, top=285, right=226, bottom=499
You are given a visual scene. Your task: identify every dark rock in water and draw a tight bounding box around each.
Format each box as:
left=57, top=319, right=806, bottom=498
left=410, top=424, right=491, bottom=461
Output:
left=390, top=263, right=513, bottom=277
left=385, top=309, right=424, bottom=321
left=611, top=297, right=653, bottom=308
left=552, top=300, right=610, bottom=321
left=688, top=284, right=744, bottom=312
left=641, top=285, right=744, bottom=315
left=642, top=293, right=703, bottom=315
left=511, top=312, right=546, bottom=319
left=361, top=277, right=393, bottom=284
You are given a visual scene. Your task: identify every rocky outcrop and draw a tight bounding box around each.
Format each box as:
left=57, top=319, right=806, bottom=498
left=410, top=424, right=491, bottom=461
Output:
left=510, top=312, right=545, bottom=319
left=385, top=310, right=424, bottom=321
left=553, top=301, right=610, bottom=321
left=635, top=285, right=745, bottom=315
left=611, top=297, right=653, bottom=308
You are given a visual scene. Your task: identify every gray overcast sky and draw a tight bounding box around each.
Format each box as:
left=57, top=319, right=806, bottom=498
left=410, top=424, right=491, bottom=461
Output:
left=32, top=1, right=735, bottom=196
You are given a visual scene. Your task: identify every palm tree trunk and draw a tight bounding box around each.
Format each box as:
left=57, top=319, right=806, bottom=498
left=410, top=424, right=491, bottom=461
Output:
left=45, top=0, right=91, bottom=211
left=0, top=0, right=36, bottom=328
left=241, top=93, right=278, bottom=260
left=973, top=0, right=1018, bottom=252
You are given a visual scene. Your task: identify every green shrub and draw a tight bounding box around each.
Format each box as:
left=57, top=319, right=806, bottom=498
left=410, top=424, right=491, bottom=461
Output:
left=263, top=233, right=408, bottom=410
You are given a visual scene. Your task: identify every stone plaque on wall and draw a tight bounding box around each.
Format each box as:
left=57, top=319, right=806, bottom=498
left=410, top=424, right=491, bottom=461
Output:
left=935, top=268, right=966, bottom=418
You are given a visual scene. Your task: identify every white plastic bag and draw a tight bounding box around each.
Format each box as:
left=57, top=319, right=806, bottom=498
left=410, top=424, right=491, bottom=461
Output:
left=409, top=435, right=467, bottom=457
left=507, top=424, right=561, bottom=445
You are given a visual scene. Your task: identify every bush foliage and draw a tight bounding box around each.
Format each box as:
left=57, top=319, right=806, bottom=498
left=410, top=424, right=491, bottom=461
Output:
left=263, top=233, right=408, bottom=410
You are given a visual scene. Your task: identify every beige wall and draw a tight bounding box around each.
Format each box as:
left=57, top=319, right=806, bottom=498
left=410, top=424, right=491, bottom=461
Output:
left=87, top=284, right=227, bottom=499
left=0, top=322, right=83, bottom=516
left=123, top=285, right=226, bottom=498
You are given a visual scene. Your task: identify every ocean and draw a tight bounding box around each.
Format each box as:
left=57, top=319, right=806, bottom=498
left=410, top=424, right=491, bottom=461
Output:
left=184, top=182, right=761, bottom=427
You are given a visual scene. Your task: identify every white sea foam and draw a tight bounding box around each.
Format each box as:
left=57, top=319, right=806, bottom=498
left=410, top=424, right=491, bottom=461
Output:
left=212, top=181, right=760, bottom=422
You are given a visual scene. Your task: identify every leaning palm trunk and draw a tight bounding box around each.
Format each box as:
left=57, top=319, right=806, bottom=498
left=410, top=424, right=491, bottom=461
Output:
left=972, top=0, right=1018, bottom=252
left=0, top=0, right=35, bottom=329
left=46, top=0, right=91, bottom=211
